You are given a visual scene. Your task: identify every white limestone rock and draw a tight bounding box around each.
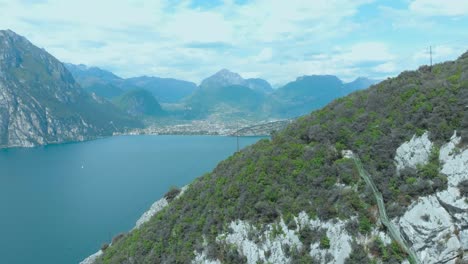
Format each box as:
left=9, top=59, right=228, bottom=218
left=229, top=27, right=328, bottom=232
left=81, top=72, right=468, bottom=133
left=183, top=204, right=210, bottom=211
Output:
left=398, top=195, right=460, bottom=263
left=396, top=132, right=468, bottom=264
left=134, top=185, right=188, bottom=229
left=341, top=150, right=354, bottom=159
left=296, top=212, right=352, bottom=264
left=192, top=251, right=222, bottom=264
left=217, top=212, right=353, bottom=264
left=79, top=250, right=103, bottom=264
left=219, top=218, right=301, bottom=264
left=395, top=132, right=433, bottom=173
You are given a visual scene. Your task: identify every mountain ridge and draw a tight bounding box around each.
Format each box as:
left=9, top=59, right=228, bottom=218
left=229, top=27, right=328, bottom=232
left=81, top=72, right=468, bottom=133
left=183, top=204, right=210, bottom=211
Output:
left=66, top=63, right=198, bottom=103
left=0, top=30, right=142, bottom=148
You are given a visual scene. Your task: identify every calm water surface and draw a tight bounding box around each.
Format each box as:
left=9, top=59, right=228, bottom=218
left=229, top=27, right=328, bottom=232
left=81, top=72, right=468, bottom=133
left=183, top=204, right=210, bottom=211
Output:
left=0, top=135, right=264, bottom=264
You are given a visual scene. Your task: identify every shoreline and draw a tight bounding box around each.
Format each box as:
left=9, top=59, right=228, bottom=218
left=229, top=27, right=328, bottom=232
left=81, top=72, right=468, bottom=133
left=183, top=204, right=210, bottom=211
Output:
left=1, top=119, right=287, bottom=150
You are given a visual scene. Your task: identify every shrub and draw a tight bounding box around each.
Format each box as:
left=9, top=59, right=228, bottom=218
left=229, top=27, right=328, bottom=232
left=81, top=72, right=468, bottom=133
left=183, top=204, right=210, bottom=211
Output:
left=101, top=243, right=109, bottom=251
left=111, top=233, right=126, bottom=244
left=164, top=187, right=181, bottom=202
left=359, top=215, right=372, bottom=234
left=320, top=235, right=330, bottom=249
left=458, top=180, right=468, bottom=197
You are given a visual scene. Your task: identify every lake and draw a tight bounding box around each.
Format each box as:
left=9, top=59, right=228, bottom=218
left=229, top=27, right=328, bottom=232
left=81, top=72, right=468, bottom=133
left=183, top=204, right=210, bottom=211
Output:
left=0, top=135, right=265, bottom=264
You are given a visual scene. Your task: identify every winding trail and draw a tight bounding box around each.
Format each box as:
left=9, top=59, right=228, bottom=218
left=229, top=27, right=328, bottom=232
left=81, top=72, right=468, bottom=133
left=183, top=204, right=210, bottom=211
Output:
left=350, top=153, right=420, bottom=264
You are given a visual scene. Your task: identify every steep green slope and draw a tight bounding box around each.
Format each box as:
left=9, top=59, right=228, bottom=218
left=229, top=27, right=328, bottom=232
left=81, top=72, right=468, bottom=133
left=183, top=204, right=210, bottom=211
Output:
left=95, top=52, right=467, bottom=263
left=0, top=30, right=142, bottom=148
left=113, top=89, right=165, bottom=117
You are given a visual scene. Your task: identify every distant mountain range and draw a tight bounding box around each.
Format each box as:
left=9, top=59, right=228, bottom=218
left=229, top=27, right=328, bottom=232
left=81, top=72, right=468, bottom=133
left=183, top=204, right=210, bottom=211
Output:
left=65, top=64, right=197, bottom=103
left=270, top=75, right=379, bottom=117
left=199, top=69, right=273, bottom=93
left=0, top=29, right=379, bottom=148
left=0, top=30, right=142, bottom=148
left=186, top=69, right=378, bottom=119
left=67, top=64, right=378, bottom=120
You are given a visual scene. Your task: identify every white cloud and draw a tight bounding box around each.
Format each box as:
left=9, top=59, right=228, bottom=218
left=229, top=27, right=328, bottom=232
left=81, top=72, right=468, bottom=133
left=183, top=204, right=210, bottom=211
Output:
left=374, top=61, right=397, bottom=73
left=0, top=0, right=377, bottom=84
left=335, top=42, right=395, bottom=63
left=409, top=0, right=468, bottom=17
left=0, top=0, right=464, bottom=85
left=255, top=48, right=273, bottom=62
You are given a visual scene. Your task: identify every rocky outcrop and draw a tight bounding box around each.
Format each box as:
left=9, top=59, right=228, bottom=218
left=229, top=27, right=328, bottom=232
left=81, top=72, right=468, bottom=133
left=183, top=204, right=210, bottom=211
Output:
left=297, top=212, right=352, bottom=264
left=135, top=185, right=188, bottom=229
left=394, top=131, right=433, bottom=173
left=195, top=211, right=352, bottom=264
left=395, top=132, right=468, bottom=263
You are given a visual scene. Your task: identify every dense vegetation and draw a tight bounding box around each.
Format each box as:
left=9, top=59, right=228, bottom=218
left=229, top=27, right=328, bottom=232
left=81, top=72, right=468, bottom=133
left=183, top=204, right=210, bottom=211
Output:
left=113, top=89, right=165, bottom=117
left=96, top=52, right=468, bottom=263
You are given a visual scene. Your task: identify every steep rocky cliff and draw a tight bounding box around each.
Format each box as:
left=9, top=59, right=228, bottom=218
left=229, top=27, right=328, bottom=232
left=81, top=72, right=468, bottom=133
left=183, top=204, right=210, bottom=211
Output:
left=0, top=30, right=141, bottom=148
left=88, top=51, right=468, bottom=263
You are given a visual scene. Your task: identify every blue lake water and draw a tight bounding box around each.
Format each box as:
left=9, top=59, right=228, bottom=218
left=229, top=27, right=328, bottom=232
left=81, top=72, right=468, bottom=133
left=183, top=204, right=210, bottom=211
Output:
left=0, top=135, right=264, bottom=264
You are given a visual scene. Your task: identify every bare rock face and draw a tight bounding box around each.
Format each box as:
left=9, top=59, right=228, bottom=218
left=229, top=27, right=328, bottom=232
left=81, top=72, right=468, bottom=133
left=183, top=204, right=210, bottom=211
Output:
left=200, top=69, right=245, bottom=89
left=395, top=132, right=468, bottom=263
left=0, top=30, right=140, bottom=148
left=394, top=131, right=433, bottom=174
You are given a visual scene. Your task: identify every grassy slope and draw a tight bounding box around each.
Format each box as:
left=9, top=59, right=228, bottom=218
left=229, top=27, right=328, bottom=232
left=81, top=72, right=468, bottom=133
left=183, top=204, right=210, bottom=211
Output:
left=96, top=52, right=468, bottom=263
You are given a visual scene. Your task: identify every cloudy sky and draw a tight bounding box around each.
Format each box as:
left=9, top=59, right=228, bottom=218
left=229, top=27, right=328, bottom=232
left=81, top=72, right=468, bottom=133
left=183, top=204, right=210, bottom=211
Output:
left=0, top=0, right=467, bottom=86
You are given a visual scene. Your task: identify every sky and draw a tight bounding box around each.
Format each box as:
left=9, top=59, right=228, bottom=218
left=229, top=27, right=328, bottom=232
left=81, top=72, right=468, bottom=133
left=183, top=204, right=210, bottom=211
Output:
left=0, top=0, right=467, bottom=86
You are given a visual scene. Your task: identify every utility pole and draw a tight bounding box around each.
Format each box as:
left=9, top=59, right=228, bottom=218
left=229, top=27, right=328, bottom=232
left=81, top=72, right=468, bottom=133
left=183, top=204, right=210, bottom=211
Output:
left=430, top=46, right=433, bottom=71
left=236, top=122, right=240, bottom=152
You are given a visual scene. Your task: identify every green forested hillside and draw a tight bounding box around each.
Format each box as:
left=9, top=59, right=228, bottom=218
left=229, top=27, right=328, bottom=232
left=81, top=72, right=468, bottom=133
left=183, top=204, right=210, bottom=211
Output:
left=95, top=52, right=468, bottom=263
left=113, top=89, right=165, bottom=117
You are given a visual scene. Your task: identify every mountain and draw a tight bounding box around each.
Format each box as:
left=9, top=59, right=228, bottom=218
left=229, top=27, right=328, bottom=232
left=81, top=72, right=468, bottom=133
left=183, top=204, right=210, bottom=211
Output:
left=185, top=69, right=271, bottom=119
left=245, top=78, right=273, bottom=93
left=88, top=52, right=468, bottom=264
left=113, top=89, right=165, bottom=117
left=199, top=69, right=245, bottom=88
left=186, top=71, right=375, bottom=120
left=344, top=77, right=379, bottom=91
left=186, top=84, right=267, bottom=119
left=65, top=64, right=125, bottom=99
left=200, top=69, right=273, bottom=93
left=121, top=76, right=197, bottom=103
left=0, top=30, right=142, bottom=148
left=185, top=69, right=273, bottom=119
left=66, top=63, right=198, bottom=103
left=270, top=75, right=375, bottom=118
